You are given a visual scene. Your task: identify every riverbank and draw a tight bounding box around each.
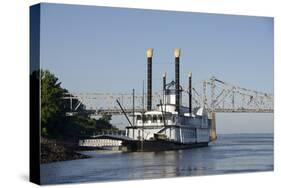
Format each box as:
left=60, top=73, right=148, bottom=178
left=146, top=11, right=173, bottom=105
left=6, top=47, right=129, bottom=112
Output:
left=41, top=137, right=90, bottom=163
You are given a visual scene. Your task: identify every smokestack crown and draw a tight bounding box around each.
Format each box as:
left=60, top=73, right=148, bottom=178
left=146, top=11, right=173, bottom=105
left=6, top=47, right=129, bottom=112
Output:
left=174, top=48, right=181, bottom=58
left=146, top=48, right=154, bottom=58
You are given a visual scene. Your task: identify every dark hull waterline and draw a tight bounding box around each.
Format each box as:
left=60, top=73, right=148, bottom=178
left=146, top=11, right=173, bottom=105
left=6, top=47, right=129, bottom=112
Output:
left=122, top=140, right=209, bottom=152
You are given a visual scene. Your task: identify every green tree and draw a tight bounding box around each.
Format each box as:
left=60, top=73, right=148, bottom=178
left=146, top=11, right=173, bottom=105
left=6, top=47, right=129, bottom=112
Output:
left=40, top=69, right=118, bottom=139
left=41, top=70, right=66, bottom=137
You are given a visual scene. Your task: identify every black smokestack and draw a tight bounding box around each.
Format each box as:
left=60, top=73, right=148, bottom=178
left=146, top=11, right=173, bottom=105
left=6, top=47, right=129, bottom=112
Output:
left=163, top=73, right=166, bottom=103
left=188, top=72, right=192, bottom=114
left=146, top=48, right=153, bottom=111
left=174, top=48, right=181, bottom=114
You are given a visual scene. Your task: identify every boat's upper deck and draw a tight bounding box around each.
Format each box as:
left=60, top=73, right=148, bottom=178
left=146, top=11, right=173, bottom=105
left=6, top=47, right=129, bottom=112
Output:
left=131, top=107, right=209, bottom=128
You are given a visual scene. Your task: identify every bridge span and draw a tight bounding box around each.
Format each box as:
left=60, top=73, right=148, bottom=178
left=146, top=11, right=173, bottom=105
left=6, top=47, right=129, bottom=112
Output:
left=64, top=77, right=273, bottom=116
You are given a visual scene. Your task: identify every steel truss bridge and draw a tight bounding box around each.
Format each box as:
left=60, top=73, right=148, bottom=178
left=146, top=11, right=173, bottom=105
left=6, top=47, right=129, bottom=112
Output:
left=64, top=77, right=273, bottom=116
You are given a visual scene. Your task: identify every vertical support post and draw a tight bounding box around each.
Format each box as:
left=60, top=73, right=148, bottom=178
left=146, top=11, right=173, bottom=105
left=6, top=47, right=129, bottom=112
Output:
left=188, top=72, right=192, bottom=114
left=163, top=73, right=166, bottom=104
left=210, top=111, right=217, bottom=141
left=146, top=48, right=153, bottom=111
left=132, top=89, right=135, bottom=126
left=132, top=127, right=134, bottom=139
left=232, top=87, right=235, bottom=111
left=179, top=127, right=182, bottom=143
left=142, top=80, right=145, bottom=151
left=162, top=74, right=167, bottom=136
left=203, top=80, right=207, bottom=109
left=211, top=77, right=216, bottom=112
left=70, top=95, right=73, bottom=111
left=174, top=48, right=181, bottom=115
left=142, top=80, right=145, bottom=114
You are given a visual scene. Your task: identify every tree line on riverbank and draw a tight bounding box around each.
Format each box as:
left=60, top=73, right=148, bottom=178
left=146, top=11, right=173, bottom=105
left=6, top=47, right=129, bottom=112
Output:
left=40, top=70, right=118, bottom=140
left=31, top=70, right=118, bottom=163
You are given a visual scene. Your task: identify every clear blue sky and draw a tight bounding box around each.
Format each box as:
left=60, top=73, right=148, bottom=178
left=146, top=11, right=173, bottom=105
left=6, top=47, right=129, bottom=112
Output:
left=39, top=3, right=273, bottom=133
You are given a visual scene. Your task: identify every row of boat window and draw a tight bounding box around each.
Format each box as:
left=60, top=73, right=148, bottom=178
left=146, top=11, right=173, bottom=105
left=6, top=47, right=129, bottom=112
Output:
left=182, top=131, right=195, bottom=137
left=135, top=115, right=175, bottom=123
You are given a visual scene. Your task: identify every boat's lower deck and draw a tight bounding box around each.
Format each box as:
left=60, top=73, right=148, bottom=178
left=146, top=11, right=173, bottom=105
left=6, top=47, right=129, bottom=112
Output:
left=121, top=140, right=209, bottom=152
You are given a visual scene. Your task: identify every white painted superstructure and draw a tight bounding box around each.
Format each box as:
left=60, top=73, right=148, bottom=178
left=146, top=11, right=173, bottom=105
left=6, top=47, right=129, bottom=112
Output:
left=124, top=48, right=217, bottom=146
left=126, top=81, right=213, bottom=144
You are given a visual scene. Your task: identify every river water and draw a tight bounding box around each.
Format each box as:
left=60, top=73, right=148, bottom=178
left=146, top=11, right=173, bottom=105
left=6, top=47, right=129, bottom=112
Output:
left=40, top=133, right=273, bottom=185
